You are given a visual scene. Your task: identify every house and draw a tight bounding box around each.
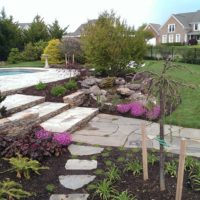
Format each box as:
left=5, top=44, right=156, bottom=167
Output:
left=145, top=23, right=161, bottom=46
left=18, top=23, right=31, bottom=30
left=64, top=19, right=97, bottom=38
left=147, top=10, right=200, bottom=45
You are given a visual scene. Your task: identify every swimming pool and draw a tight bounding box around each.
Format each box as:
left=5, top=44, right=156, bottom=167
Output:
left=0, top=69, right=43, bottom=76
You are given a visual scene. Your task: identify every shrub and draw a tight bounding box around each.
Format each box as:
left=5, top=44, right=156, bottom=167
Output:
left=35, top=81, right=47, bottom=90
left=1, top=127, right=72, bottom=161
left=0, top=180, right=32, bottom=200
left=5, top=153, right=49, bottom=179
left=64, top=79, right=78, bottom=90
left=7, top=48, right=22, bottom=64
left=50, top=85, right=66, bottom=96
left=130, top=102, right=146, bottom=117
left=42, top=39, right=62, bottom=64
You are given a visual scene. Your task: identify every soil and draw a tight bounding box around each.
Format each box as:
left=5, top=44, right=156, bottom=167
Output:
left=20, top=78, right=80, bottom=103
left=0, top=146, right=199, bottom=200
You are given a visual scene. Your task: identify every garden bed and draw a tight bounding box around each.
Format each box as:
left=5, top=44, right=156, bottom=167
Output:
left=0, top=145, right=199, bottom=200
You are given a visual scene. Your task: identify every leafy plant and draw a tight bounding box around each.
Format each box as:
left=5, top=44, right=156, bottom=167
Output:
left=102, top=152, right=110, bottom=158
left=117, top=157, right=126, bottom=163
left=113, top=190, right=137, bottom=200
left=104, top=160, right=113, bottom=167
left=165, top=160, right=177, bottom=177
left=5, top=154, right=49, bottom=179
left=124, top=160, right=142, bottom=176
left=35, top=81, right=47, bottom=90
left=64, top=79, right=78, bottom=90
left=50, top=85, right=66, bottom=97
left=46, top=184, right=56, bottom=193
left=106, top=165, right=121, bottom=183
left=189, top=161, right=200, bottom=191
left=94, top=179, right=115, bottom=200
left=94, top=169, right=105, bottom=176
left=185, top=156, right=196, bottom=171
left=0, top=179, right=32, bottom=200
left=148, top=153, right=158, bottom=165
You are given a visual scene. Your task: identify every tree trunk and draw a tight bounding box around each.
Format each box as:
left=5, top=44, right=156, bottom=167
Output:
left=159, top=88, right=166, bottom=191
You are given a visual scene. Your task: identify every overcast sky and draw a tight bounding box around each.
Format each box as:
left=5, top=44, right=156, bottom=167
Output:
left=1, top=0, right=200, bottom=32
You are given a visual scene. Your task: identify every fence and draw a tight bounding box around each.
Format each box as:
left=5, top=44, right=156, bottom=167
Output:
left=145, top=46, right=200, bottom=64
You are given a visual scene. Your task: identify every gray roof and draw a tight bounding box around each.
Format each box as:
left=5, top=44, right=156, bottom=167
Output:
left=18, top=23, right=31, bottom=29
left=68, top=19, right=97, bottom=37
left=174, top=10, right=200, bottom=28
left=149, top=23, right=161, bottom=33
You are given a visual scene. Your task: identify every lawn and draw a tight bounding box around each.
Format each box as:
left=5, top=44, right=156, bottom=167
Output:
left=0, top=61, right=43, bottom=68
left=141, top=60, right=200, bottom=128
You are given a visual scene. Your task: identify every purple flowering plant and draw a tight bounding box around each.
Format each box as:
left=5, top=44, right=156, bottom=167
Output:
left=35, top=128, right=52, bottom=139
left=116, top=103, right=131, bottom=113
left=146, top=105, right=160, bottom=120
left=130, top=102, right=146, bottom=117
left=53, top=132, right=72, bottom=146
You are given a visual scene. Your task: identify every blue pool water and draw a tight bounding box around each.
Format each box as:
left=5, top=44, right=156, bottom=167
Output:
left=0, top=69, right=37, bottom=76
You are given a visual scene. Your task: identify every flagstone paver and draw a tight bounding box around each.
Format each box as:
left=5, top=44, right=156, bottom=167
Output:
left=68, top=144, right=104, bottom=156
left=65, top=159, right=97, bottom=170
left=59, top=175, right=96, bottom=190
left=50, top=194, right=89, bottom=200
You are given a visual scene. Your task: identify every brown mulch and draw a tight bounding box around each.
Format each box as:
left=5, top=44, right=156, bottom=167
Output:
left=0, top=146, right=199, bottom=200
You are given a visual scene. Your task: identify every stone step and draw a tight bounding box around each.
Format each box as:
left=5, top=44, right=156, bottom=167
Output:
left=10, top=102, right=69, bottom=124
left=50, top=194, right=89, bottom=200
left=65, top=159, right=97, bottom=170
left=0, top=94, right=45, bottom=115
left=41, top=107, right=98, bottom=133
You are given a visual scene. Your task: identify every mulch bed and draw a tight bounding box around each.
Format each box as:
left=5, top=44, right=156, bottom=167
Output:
left=0, top=145, right=199, bottom=200
left=19, top=78, right=80, bottom=103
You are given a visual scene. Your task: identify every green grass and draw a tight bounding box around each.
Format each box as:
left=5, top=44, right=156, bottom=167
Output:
left=0, top=61, right=43, bottom=68
left=141, top=60, right=200, bottom=128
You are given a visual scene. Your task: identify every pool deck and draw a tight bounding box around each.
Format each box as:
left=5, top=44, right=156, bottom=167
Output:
left=0, top=68, right=77, bottom=95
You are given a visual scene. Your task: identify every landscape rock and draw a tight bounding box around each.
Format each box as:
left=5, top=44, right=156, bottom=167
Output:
left=68, top=144, right=104, bottom=155
left=81, top=77, right=97, bottom=88
left=59, top=175, right=96, bottom=190
left=129, top=92, right=147, bottom=102
left=117, top=87, right=133, bottom=96
left=50, top=194, right=89, bottom=200
left=65, top=159, right=97, bottom=170
left=89, top=85, right=102, bottom=96
left=115, top=77, right=126, bottom=85
left=63, top=91, right=86, bottom=107
left=126, top=83, right=141, bottom=90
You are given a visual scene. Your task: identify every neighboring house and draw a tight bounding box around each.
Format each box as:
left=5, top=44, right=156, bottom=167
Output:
left=18, top=23, right=31, bottom=30
left=64, top=19, right=97, bottom=38
left=147, top=10, right=200, bottom=45
left=145, top=23, right=161, bottom=46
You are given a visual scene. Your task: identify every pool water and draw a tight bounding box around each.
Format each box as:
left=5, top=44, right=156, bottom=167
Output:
left=0, top=70, right=37, bottom=76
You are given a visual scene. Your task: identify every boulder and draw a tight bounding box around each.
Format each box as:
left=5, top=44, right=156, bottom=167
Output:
left=89, top=85, right=102, bottom=96
left=126, top=83, right=141, bottom=90
left=129, top=92, right=147, bottom=102
left=81, top=77, right=98, bottom=88
left=117, top=88, right=133, bottom=96
left=115, top=77, right=126, bottom=85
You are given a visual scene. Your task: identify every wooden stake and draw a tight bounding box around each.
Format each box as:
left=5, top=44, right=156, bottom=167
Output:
left=141, top=122, right=148, bottom=181
left=175, top=138, right=187, bottom=200
left=72, top=54, right=75, bottom=64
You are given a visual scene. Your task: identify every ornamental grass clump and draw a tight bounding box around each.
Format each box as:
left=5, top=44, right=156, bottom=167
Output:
left=116, top=103, right=131, bottom=114
left=52, top=132, right=71, bottom=146
left=130, top=102, right=146, bottom=117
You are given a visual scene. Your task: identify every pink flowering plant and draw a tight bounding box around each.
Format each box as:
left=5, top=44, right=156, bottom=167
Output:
left=130, top=102, right=146, bottom=117
left=53, top=132, right=72, bottom=146
left=116, top=103, right=131, bottom=113
left=146, top=105, right=160, bottom=120
left=35, top=128, right=52, bottom=139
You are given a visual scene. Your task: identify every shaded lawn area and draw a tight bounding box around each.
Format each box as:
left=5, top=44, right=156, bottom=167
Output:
left=0, top=61, right=43, bottom=68
left=141, top=60, right=200, bottom=128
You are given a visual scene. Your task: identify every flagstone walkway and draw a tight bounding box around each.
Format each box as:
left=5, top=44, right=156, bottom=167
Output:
left=72, top=114, right=200, bottom=157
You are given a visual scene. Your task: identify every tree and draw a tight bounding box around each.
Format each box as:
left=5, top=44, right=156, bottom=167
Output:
left=48, top=19, right=68, bottom=39
left=145, top=60, right=193, bottom=191
left=23, top=15, right=49, bottom=43
left=0, top=8, right=22, bottom=60
left=43, top=39, right=62, bottom=64
left=81, top=10, right=136, bottom=76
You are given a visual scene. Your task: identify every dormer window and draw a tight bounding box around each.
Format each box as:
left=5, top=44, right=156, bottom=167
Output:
left=168, top=24, right=175, bottom=32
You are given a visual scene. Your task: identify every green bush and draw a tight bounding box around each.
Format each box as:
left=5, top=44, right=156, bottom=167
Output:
left=64, top=79, right=78, bottom=90
left=50, top=85, right=66, bottom=96
left=35, top=81, right=47, bottom=90
left=7, top=48, right=22, bottom=64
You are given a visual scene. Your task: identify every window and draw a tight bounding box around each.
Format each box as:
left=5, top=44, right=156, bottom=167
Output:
left=175, top=34, right=181, bottom=42
left=162, top=35, right=167, bottom=43
left=168, top=24, right=175, bottom=32
left=194, top=24, right=199, bottom=31
left=169, top=34, right=174, bottom=43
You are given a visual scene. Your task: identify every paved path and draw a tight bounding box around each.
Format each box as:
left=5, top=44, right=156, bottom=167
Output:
left=73, top=114, right=200, bottom=157
left=0, top=68, right=77, bottom=95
